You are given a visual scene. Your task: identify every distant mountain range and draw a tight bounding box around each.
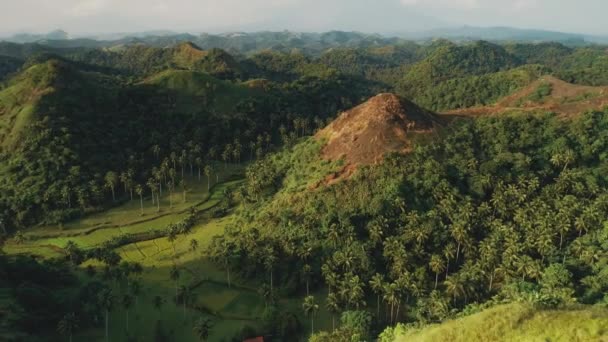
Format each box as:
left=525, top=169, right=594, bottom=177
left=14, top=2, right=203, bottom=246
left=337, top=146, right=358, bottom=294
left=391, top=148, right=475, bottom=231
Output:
left=1, top=27, right=607, bottom=50
left=403, top=26, right=608, bottom=45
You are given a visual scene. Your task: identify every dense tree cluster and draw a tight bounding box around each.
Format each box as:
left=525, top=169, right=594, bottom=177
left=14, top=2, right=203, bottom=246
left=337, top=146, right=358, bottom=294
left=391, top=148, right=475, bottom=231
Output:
left=213, top=110, right=608, bottom=338
left=0, top=53, right=372, bottom=232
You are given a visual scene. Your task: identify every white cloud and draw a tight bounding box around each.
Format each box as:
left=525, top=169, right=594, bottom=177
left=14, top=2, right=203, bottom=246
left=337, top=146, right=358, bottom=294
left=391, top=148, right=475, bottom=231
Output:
left=0, top=0, right=607, bottom=35
left=400, top=0, right=541, bottom=12
left=68, top=0, right=110, bottom=16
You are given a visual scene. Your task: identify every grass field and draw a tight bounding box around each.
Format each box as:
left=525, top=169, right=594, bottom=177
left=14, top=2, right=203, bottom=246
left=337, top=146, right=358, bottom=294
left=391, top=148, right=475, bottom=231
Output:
left=2, top=163, right=334, bottom=341
left=388, top=303, right=608, bottom=342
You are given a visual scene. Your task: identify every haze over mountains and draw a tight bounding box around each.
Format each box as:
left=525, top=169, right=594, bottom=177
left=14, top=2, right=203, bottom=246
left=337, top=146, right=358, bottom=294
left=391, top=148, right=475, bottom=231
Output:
left=3, top=26, right=608, bottom=47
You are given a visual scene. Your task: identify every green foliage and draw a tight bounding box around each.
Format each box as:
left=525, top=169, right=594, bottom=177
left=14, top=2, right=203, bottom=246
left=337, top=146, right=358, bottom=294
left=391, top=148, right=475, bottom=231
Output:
left=386, top=303, right=608, bottom=342
left=527, top=82, right=553, bottom=102
left=222, top=109, right=608, bottom=339
left=410, top=65, right=546, bottom=110
left=399, top=41, right=520, bottom=96
left=339, top=310, right=373, bottom=340
left=0, top=55, right=22, bottom=81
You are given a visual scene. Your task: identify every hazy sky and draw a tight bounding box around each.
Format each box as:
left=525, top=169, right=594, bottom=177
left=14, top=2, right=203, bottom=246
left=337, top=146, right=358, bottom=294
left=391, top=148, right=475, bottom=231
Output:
left=1, top=0, right=607, bottom=36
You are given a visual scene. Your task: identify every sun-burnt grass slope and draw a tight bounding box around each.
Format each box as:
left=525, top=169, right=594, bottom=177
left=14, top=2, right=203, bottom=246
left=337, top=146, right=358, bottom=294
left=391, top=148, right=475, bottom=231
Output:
left=445, top=75, right=608, bottom=117
left=317, top=93, right=441, bottom=166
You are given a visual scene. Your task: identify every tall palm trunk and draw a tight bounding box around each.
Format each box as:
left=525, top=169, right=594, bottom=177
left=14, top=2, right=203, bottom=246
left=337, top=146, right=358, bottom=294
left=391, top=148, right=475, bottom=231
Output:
left=139, top=195, right=144, bottom=215
left=396, top=301, right=400, bottom=324
left=105, top=309, right=109, bottom=342
left=270, top=269, right=273, bottom=294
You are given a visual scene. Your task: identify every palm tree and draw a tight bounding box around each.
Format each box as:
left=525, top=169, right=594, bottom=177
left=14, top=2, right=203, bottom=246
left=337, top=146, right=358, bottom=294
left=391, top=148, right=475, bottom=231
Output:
left=170, top=265, right=180, bottom=299
left=348, top=275, right=365, bottom=310
left=443, top=243, right=456, bottom=278
left=180, top=179, right=187, bottom=203
left=168, top=229, right=178, bottom=257
left=264, top=246, right=277, bottom=294
left=57, top=312, right=78, bottom=342
left=369, top=273, right=384, bottom=318
left=429, top=255, right=446, bottom=290
left=302, top=264, right=312, bottom=296
left=444, top=274, right=465, bottom=306
left=104, top=171, right=118, bottom=201
left=322, top=262, right=339, bottom=294
left=153, top=295, right=164, bottom=319
left=195, top=157, right=203, bottom=181
left=302, top=295, right=319, bottom=336
left=180, top=150, right=187, bottom=178
left=204, top=165, right=212, bottom=192
left=325, top=292, right=340, bottom=331
left=327, top=224, right=340, bottom=249
left=135, top=184, right=144, bottom=216
left=259, top=283, right=273, bottom=309
left=147, top=178, right=155, bottom=204
left=177, top=285, right=194, bottom=319
left=383, top=283, right=399, bottom=325
left=64, top=240, right=82, bottom=267
left=151, top=145, right=161, bottom=160
left=167, top=180, right=174, bottom=209
left=190, top=239, right=199, bottom=253
left=232, top=140, right=241, bottom=164
left=119, top=171, right=129, bottom=199
left=222, top=144, right=232, bottom=168
left=192, top=317, right=213, bottom=341
left=122, top=294, right=134, bottom=332
left=97, top=288, right=114, bottom=342
left=367, top=217, right=386, bottom=245
left=130, top=280, right=142, bottom=309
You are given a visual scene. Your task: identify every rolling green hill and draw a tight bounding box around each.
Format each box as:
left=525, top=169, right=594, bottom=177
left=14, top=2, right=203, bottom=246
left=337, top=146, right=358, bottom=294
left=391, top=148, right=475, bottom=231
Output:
left=383, top=303, right=608, bottom=342
left=142, top=69, right=261, bottom=114
left=67, top=43, right=244, bottom=79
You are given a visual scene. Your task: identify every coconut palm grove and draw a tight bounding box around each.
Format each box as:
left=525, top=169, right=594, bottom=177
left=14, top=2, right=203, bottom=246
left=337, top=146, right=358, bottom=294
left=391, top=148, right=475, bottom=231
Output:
left=1, top=3, right=608, bottom=342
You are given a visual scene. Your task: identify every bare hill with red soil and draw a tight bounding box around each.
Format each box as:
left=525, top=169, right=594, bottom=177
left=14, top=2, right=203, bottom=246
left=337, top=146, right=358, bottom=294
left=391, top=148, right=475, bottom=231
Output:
left=316, top=93, right=441, bottom=167
left=444, top=76, right=608, bottom=117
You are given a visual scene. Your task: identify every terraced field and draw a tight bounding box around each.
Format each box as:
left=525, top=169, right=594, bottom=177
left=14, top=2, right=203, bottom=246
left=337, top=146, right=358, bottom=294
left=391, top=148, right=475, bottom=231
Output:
left=2, top=164, right=332, bottom=341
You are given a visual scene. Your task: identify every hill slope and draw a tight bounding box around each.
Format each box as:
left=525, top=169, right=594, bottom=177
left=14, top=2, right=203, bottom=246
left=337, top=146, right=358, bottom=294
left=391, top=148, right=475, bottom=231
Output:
left=445, top=75, right=608, bottom=117
left=141, top=69, right=262, bottom=114
left=386, top=303, right=608, bottom=342
left=316, top=93, right=440, bottom=166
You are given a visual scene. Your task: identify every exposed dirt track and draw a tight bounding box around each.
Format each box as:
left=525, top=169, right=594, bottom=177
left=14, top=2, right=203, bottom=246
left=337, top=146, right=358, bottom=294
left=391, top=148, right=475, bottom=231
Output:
left=443, top=76, right=608, bottom=118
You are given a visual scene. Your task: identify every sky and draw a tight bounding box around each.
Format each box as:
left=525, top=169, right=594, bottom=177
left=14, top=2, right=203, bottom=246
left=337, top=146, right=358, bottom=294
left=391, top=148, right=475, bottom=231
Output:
left=1, top=0, right=607, bottom=36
